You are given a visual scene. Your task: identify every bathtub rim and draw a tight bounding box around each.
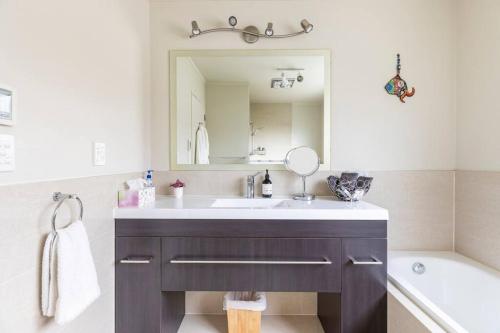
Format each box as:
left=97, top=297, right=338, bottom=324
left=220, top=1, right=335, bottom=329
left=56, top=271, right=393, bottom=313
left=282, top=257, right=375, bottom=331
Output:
left=388, top=281, right=446, bottom=333
left=389, top=250, right=500, bottom=333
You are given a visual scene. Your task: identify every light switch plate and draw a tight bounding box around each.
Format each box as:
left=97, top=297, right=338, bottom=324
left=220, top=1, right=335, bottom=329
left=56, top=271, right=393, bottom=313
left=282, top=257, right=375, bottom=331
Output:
left=0, top=134, right=15, bottom=172
left=94, top=142, right=106, bottom=166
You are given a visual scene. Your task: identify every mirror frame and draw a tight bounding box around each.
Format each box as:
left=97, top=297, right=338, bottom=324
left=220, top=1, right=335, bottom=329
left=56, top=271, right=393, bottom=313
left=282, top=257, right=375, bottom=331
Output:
left=169, top=49, right=331, bottom=171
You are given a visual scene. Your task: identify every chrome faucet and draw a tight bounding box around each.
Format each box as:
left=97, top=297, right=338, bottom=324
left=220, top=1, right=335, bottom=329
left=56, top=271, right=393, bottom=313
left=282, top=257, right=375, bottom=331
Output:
left=246, top=172, right=262, bottom=198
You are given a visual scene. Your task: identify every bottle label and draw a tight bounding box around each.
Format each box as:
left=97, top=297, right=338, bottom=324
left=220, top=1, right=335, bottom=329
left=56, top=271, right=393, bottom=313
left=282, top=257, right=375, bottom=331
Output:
left=262, top=184, right=272, bottom=195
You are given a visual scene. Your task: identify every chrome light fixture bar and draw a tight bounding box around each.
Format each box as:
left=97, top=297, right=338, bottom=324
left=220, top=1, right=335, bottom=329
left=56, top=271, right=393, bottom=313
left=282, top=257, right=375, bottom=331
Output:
left=189, top=16, right=314, bottom=44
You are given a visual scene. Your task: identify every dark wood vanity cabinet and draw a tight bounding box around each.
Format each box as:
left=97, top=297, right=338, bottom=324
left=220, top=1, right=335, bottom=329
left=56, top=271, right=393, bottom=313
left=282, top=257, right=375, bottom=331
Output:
left=115, top=219, right=387, bottom=333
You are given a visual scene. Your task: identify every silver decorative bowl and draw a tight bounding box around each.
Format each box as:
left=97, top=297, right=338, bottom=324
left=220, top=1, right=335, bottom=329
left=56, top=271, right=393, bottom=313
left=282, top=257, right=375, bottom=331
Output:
left=327, top=173, right=373, bottom=202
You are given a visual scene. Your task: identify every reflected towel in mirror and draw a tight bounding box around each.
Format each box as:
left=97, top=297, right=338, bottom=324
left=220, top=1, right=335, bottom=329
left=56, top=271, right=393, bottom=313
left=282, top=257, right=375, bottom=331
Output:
left=195, top=124, right=210, bottom=164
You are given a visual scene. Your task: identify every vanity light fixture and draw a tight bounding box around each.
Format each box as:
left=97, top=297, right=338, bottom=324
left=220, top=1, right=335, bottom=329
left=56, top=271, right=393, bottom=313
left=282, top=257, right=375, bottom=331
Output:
left=300, top=19, right=314, bottom=33
left=265, top=23, right=274, bottom=37
left=191, top=21, right=201, bottom=36
left=189, top=16, right=314, bottom=44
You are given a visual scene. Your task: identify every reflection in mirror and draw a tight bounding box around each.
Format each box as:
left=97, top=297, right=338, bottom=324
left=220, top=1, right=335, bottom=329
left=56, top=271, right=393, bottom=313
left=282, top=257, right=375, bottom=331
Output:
left=171, top=50, right=330, bottom=170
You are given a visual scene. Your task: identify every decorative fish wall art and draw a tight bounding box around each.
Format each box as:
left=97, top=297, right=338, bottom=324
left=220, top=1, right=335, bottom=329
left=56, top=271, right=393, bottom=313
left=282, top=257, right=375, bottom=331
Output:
left=385, top=54, right=415, bottom=103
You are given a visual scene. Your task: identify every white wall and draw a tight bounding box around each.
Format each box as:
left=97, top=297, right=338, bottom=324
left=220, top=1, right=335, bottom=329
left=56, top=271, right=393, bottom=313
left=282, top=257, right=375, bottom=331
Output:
left=0, top=0, right=150, bottom=185
left=151, top=0, right=457, bottom=171
left=456, top=0, right=500, bottom=171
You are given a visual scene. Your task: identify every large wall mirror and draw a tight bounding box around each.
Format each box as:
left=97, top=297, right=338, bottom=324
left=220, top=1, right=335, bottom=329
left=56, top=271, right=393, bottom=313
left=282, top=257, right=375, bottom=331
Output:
left=170, top=49, right=331, bottom=170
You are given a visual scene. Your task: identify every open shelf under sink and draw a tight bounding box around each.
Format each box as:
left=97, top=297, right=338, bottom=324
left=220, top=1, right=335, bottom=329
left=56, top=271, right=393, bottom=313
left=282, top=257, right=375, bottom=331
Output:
left=177, top=314, right=325, bottom=333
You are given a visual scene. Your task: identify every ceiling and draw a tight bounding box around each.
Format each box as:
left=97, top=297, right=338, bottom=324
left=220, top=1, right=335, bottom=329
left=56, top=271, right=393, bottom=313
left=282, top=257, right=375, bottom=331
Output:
left=190, top=55, right=325, bottom=104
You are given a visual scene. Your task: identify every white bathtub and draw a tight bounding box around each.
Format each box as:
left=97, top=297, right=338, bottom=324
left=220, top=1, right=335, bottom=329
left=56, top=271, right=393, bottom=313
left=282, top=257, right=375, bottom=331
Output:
left=388, top=251, right=500, bottom=333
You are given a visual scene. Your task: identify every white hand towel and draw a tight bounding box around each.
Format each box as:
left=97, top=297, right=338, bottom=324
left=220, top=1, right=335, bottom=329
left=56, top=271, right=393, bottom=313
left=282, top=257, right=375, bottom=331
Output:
left=41, top=232, right=58, bottom=317
left=195, top=125, right=210, bottom=164
left=41, top=221, right=100, bottom=325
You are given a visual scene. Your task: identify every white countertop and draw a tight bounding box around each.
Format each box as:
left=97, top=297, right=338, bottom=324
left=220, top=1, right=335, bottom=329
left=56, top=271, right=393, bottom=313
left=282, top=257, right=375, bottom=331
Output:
left=113, top=195, right=389, bottom=221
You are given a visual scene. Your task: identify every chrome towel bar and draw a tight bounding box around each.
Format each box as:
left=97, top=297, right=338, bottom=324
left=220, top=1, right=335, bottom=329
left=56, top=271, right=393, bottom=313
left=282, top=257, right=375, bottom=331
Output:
left=51, top=192, right=84, bottom=232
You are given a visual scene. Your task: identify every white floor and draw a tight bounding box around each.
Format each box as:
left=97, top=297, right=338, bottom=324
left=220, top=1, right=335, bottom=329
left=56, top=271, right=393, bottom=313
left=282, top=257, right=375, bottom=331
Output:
left=178, top=315, right=325, bottom=333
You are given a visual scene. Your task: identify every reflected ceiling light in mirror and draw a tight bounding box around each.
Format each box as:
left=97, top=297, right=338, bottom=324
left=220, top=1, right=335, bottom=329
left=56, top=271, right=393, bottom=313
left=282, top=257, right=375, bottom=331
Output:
left=188, top=16, right=314, bottom=43
left=271, top=73, right=295, bottom=89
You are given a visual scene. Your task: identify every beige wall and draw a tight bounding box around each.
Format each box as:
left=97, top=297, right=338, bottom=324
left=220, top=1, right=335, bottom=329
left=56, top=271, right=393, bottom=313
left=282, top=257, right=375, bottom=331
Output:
left=0, top=173, right=138, bottom=333
left=455, top=0, right=500, bottom=270
left=291, top=103, right=323, bottom=160
left=250, top=103, right=292, bottom=161
left=0, top=1, right=150, bottom=332
left=206, top=83, right=250, bottom=162
left=151, top=0, right=457, bottom=172
left=455, top=172, right=500, bottom=271
left=456, top=0, right=500, bottom=171
left=0, top=0, right=150, bottom=185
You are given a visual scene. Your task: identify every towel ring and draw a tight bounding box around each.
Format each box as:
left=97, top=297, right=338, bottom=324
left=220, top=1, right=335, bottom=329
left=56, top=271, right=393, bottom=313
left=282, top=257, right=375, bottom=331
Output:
left=51, top=192, right=84, bottom=233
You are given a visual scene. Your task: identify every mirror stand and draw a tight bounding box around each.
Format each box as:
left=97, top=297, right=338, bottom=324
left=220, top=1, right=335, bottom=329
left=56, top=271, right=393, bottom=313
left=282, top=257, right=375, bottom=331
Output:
left=292, top=175, right=316, bottom=201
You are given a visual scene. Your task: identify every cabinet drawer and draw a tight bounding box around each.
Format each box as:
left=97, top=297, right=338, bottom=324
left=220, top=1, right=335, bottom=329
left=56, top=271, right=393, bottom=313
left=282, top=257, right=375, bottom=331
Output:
left=162, top=237, right=341, bottom=292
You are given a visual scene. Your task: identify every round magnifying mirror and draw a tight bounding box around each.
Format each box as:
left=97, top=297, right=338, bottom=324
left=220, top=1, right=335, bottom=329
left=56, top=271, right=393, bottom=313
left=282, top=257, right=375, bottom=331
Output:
left=284, top=146, right=320, bottom=201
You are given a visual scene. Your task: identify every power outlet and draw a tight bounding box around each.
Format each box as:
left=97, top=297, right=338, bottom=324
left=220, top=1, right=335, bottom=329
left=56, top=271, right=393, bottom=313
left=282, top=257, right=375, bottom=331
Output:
left=94, top=142, right=106, bottom=166
left=0, top=134, right=15, bottom=172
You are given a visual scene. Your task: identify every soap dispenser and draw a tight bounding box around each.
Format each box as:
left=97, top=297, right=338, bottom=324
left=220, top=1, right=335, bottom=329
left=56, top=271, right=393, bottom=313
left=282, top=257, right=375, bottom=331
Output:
left=145, top=170, right=154, bottom=187
left=262, top=169, right=272, bottom=198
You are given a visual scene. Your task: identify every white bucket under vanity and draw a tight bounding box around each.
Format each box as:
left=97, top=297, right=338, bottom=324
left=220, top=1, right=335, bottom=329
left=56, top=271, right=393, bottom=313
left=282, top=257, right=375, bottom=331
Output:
left=388, top=251, right=500, bottom=333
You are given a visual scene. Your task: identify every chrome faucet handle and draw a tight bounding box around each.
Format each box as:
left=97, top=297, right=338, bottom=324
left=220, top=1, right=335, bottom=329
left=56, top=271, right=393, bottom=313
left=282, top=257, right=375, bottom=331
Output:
left=251, top=171, right=262, bottom=178
left=247, top=172, right=262, bottom=182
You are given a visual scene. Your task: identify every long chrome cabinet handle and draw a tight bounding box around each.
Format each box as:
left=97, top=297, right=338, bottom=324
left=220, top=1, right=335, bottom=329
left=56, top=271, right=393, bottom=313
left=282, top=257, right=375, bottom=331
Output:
left=120, top=256, right=153, bottom=264
left=348, top=256, right=383, bottom=265
left=170, top=257, right=332, bottom=265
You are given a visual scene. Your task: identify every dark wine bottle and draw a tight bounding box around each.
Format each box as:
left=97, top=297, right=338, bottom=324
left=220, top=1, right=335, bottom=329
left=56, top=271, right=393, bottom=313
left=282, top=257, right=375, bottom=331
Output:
left=262, top=169, right=273, bottom=198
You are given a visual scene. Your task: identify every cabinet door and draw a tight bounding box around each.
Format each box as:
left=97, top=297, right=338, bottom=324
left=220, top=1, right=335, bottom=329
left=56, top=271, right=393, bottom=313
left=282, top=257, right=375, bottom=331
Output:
left=341, top=239, right=387, bottom=333
left=116, top=237, right=161, bottom=333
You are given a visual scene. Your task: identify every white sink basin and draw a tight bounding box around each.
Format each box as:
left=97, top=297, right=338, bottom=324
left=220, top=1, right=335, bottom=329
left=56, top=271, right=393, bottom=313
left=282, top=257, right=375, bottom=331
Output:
left=211, top=198, right=285, bottom=209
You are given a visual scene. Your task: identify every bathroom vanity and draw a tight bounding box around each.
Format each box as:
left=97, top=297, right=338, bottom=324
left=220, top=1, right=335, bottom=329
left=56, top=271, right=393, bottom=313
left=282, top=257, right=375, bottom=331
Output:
left=114, top=197, right=388, bottom=333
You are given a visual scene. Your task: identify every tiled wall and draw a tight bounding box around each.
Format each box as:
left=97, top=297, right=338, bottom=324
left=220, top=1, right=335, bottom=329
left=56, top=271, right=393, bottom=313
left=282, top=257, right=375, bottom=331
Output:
left=0, top=173, right=137, bottom=333
left=157, top=170, right=455, bottom=251
left=455, top=171, right=500, bottom=271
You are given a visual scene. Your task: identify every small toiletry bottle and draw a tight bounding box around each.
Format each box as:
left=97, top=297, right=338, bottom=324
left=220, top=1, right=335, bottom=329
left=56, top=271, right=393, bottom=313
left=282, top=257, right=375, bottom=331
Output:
left=262, top=169, right=272, bottom=198
left=145, top=170, right=154, bottom=187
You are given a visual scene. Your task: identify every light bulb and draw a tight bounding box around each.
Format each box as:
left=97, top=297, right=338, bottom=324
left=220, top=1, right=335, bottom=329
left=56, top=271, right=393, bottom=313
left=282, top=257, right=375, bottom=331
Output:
left=191, top=21, right=201, bottom=36
left=265, top=23, right=274, bottom=36
left=300, top=19, right=313, bottom=33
